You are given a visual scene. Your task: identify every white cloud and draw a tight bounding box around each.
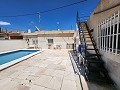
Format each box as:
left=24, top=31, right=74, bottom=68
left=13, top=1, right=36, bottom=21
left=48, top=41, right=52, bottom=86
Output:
left=0, top=21, right=11, bottom=25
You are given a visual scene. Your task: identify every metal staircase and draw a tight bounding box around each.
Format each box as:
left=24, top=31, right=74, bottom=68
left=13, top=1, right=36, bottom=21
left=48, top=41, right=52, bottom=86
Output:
left=76, top=12, right=114, bottom=84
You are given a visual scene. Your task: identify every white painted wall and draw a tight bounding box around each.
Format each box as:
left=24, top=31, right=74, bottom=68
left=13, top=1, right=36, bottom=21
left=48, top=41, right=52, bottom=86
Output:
left=0, top=40, right=28, bottom=53
left=87, top=0, right=120, bottom=88
left=37, top=37, right=74, bottom=49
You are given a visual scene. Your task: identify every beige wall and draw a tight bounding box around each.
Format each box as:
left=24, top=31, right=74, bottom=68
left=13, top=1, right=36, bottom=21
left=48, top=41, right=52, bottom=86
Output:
left=87, top=0, right=120, bottom=87
left=0, top=40, right=28, bottom=53
left=38, top=37, right=74, bottom=49
left=87, top=0, right=120, bottom=41
left=101, top=51, right=120, bottom=87
left=23, top=30, right=75, bottom=49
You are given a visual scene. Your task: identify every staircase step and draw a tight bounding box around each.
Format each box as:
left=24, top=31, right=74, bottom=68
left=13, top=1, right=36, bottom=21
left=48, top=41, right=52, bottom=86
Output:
left=79, top=31, right=88, bottom=33
left=85, top=37, right=90, bottom=38
left=83, top=31, right=88, bottom=33
left=83, top=32, right=89, bottom=34
left=84, top=34, right=89, bottom=35
left=87, top=66, right=108, bottom=72
left=83, top=29, right=87, bottom=31
left=87, top=44, right=93, bottom=46
left=86, top=58, right=103, bottom=63
left=86, top=54, right=101, bottom=57
left=86, top=40, right=92, bottom=42
left=85, top=72, right=114, bottom=84
left=87, top=48, right=98, bottom=50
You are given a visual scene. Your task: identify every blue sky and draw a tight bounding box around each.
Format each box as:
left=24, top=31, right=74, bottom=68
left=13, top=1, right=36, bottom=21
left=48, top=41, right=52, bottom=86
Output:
left=0, top=0, right=100, bottom=32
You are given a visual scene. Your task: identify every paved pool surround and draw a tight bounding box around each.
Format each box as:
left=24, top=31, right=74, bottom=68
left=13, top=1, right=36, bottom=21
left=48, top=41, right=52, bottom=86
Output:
left=0, top=49, right=40, bottom=70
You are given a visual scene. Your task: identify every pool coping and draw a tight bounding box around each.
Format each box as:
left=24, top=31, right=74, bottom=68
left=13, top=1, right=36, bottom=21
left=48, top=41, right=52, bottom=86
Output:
left=0, top=49, right=42, bottom=70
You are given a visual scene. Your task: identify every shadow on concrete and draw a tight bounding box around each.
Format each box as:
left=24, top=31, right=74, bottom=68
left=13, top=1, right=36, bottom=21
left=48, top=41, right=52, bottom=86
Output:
left=68, top=50, right=118, bottom=90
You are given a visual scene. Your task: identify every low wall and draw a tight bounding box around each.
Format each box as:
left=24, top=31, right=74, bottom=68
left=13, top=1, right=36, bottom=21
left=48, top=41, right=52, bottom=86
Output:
left=0, top=40, right=28, bottom=53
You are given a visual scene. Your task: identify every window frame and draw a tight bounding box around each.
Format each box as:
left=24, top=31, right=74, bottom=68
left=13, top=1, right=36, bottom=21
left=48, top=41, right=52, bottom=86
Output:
left=97, top=11, right=120, bottom=55
left=47, top=39, right=54, bottom=44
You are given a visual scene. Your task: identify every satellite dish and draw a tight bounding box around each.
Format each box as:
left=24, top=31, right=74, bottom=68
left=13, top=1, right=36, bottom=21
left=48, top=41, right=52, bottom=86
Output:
left=35, top=26, right=40, bottom=32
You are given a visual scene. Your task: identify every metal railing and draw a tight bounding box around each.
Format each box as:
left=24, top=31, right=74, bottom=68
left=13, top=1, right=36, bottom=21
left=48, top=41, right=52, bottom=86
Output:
left=76, top=12, right=87, bottom=64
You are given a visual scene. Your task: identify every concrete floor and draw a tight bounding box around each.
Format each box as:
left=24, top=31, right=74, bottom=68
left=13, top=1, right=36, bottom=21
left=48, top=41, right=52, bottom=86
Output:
left=0, top=49, right=82, bottom=90
left=0, top=49, right=117, bottom=90
left=69, top=50, right=117, bottom=90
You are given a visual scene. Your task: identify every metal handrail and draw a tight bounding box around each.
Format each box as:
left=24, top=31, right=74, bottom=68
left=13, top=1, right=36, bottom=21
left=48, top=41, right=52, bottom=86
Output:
left=84, top=22, right=102, bottom=61
left=76, top=12, right=87, bottom=65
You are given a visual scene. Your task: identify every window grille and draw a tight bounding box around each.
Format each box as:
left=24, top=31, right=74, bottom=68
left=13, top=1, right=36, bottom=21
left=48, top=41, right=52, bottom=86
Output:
left=48, top=39, right=53, bottom=43
left=97, top=11, right=120, bottom=55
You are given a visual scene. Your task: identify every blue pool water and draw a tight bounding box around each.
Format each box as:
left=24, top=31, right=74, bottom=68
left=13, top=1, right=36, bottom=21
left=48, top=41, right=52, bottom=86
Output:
left=0, top=50, right=38, bottom=65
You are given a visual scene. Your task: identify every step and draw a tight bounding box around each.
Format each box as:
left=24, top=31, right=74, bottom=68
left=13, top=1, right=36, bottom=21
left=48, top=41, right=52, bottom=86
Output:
left=87, top=44, right=93, bottom=46
left=86, top=54, right=101, bottom=60
left=87, top=48, right=98, bottom=50
left=84, top=34, right=89, bottom=35
left=85, top=37, right=90, bottom=38
left=86, top=58, right=103, bottom=63
left=83, top=32, right=89, bottom=34
left=85, top=72, right=114, bottom=84
left=83, top=31, right=88, bottom=33
left=79, top=31, right=88, bottom=33
left=86, top=65, right=108, bottom=72
left=86, top=40, right=92, bottom=42
left=86, top=54, right=101, bottom=57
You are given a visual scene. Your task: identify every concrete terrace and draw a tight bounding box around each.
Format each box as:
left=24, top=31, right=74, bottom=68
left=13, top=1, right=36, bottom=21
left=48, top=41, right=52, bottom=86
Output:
left=0, top=50, right=81, bottom=90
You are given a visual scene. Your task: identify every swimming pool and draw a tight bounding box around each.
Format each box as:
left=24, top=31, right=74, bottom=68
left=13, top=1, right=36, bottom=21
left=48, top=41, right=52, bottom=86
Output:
left=0, top=49, right=40, bottom=70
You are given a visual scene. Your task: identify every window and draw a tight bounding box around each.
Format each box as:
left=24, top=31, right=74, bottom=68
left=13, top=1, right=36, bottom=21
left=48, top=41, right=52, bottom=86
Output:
left=97, top=11, right=120, bottom=54
left=32, top=39, right=38, bottom=44
left=48, top=39, right=53, bottom=43
left=33, top=40, right=35, bottom=44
